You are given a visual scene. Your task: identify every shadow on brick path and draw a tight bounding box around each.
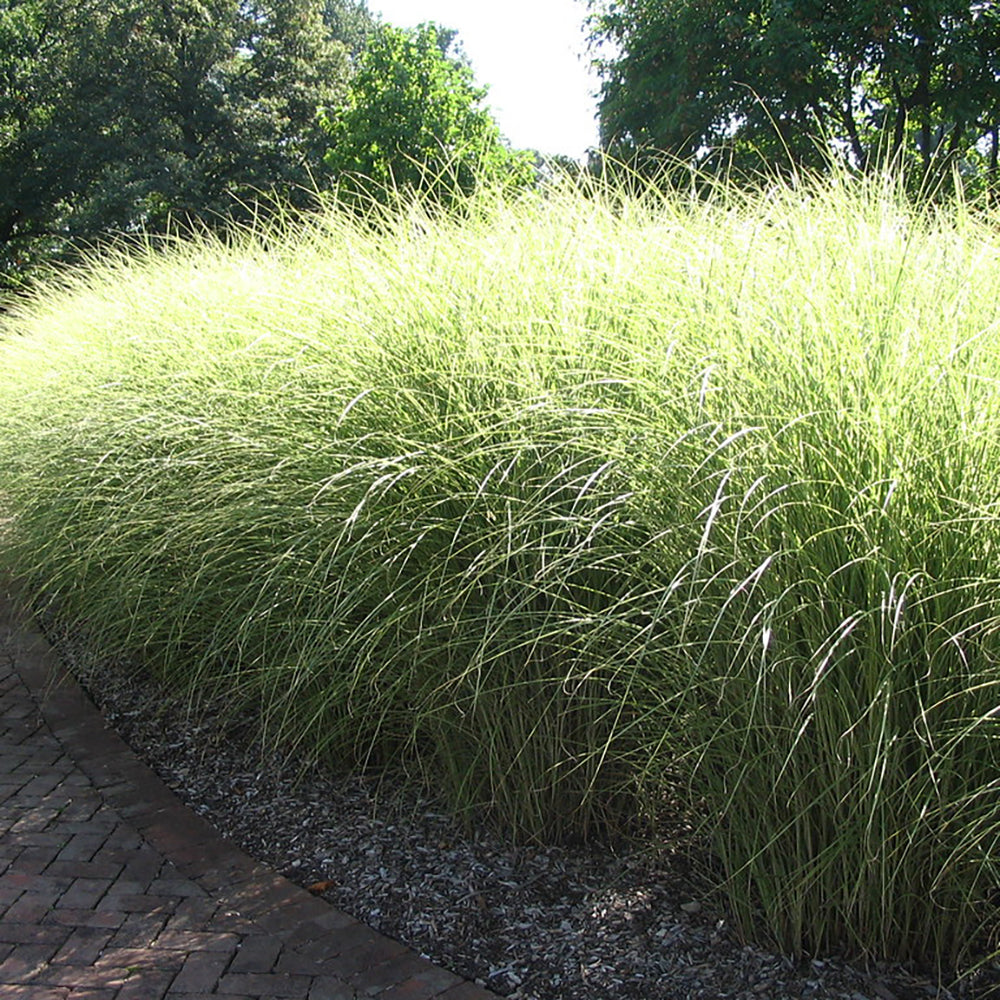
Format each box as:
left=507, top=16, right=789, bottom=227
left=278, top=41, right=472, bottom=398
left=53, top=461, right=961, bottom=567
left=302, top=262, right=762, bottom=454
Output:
left=0, top=581, right=499, bottom=1000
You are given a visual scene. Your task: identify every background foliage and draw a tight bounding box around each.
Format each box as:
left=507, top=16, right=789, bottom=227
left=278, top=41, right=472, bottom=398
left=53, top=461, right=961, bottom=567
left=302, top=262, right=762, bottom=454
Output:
left=319, top=21, right=534, bottom=206
left=587, top=0, right=1000, bottom=186
left=0, top=0, right=373, bottom=288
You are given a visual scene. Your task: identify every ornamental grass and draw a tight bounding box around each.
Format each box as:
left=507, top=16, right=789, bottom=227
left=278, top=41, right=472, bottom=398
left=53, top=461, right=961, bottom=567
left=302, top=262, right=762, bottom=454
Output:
left=2, top=168, right=1000, bottom=969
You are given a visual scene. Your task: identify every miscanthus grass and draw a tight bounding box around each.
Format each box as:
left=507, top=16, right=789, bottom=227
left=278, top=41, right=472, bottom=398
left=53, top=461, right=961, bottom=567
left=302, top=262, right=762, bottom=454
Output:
left=2, top=169, right=1000, bottom=971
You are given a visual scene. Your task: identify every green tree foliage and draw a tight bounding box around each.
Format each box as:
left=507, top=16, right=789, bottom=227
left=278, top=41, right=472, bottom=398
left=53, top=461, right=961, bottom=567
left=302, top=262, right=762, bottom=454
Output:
left=0, top=0, right=368, bottom=288
left=322, top=0, right=373, bottom=57
left=587, top=0, right=1000, bottom=185
left=97, top=0, right=349, bottom=227
left=0, top=0, right=112, bottom=282
left=320, top=21, right=534, bottom=205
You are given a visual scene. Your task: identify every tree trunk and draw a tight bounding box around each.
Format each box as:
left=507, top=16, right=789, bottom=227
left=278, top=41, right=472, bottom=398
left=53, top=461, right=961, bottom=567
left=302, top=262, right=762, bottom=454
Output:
left=889, top=77, right=907, bottom=168
left=842, top=75, right=866, bottom=169
left=989, top=125, right=999, bottom=207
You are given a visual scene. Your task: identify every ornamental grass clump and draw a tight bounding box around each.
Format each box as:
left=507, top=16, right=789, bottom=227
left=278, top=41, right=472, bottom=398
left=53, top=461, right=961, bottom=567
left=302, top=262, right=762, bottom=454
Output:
left=1, top=168, right=1000, bottom=971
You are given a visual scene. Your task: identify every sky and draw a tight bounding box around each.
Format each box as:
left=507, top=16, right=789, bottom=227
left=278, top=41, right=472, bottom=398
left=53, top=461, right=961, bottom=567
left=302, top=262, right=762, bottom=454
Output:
left=366, top=0, right=602, bottom=160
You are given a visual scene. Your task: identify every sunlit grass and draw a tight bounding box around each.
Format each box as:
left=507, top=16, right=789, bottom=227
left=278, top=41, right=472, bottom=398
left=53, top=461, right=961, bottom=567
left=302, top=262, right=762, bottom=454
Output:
left=2, top=168, right=1000, bottom=971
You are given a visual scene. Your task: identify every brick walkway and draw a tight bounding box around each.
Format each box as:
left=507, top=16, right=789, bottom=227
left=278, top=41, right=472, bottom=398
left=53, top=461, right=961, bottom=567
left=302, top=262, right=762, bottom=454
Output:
left=0, top=585, right=499, bottom=1000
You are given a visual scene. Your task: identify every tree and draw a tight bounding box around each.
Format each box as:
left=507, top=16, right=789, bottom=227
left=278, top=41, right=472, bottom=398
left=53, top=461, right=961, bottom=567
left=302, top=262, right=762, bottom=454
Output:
left=587, top=0, right=1000, bottom=186
left=0, top=0, right=116, bottom=283
left=0, top=0, right=364, bottom=288
left=322, top=0, right=373, bottom=58
left=320, top=21, right=534, bottom=205
left=69, top=0, right=352, bottom=231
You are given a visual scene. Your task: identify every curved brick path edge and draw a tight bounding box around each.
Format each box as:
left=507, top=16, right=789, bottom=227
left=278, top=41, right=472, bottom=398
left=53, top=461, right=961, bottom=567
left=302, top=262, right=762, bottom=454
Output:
left=0, top=580, right=500, bottom=1000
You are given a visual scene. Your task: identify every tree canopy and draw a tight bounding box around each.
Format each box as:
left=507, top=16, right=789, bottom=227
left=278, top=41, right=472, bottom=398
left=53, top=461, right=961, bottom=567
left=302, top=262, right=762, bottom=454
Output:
left=320, top=21, right=534, bottom=205
left=1, top=0, right=369, bottom=288
left=1, top=0, right=111, bottom=280
left=587, top=0, right=1000, bottom=185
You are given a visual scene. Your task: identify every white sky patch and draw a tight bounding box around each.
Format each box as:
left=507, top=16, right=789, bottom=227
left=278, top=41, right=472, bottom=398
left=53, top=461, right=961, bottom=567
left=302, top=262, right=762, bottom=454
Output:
left=366, top=0, right=601, bottom=160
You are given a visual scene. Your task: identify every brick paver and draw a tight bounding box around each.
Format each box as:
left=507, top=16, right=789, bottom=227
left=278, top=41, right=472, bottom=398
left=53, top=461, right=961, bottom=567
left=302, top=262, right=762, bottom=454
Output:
left=0, top=581, right=499, bottom=999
